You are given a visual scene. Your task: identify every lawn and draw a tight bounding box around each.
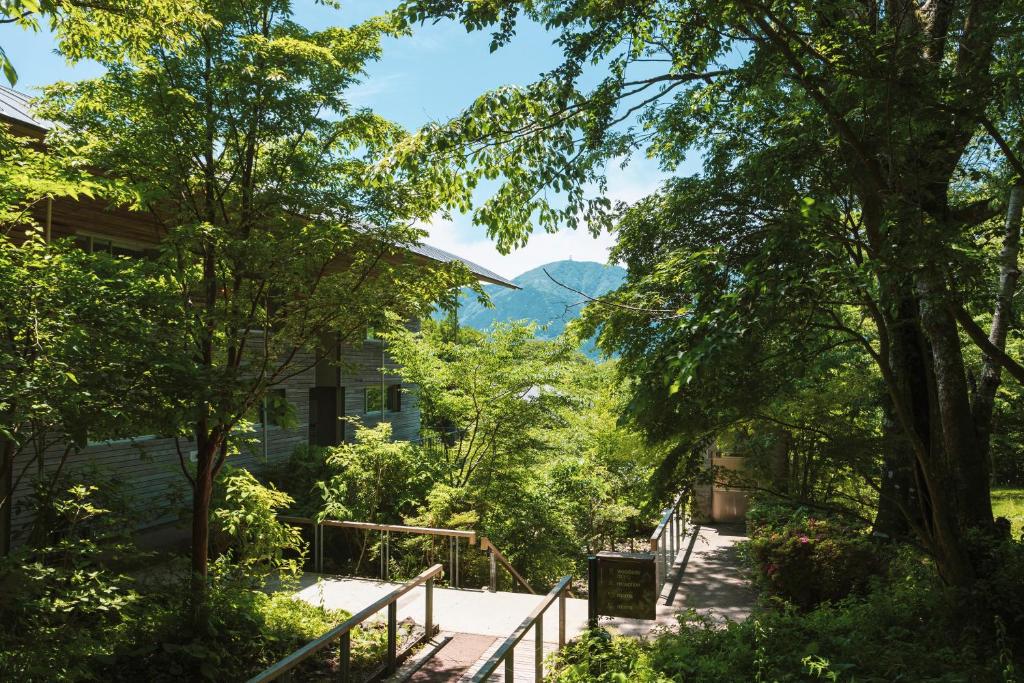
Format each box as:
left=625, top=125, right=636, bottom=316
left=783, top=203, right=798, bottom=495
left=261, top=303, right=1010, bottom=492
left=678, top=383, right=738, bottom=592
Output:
left=993, top=487, right=1024, bottom=538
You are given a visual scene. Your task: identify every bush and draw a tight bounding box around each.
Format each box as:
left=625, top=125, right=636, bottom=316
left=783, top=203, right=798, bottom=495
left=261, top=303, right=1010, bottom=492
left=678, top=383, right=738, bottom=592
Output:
left=550, top=551, right=1021, bottom=682
left=210, top=466, right=305, bottom=583
left=745, top=500, right=888, bottom=609
left=0, top=484, right=142, bottom=681
left=548, top=628, right=671, bottom=683
left=263, top=444, right=333, bottom=516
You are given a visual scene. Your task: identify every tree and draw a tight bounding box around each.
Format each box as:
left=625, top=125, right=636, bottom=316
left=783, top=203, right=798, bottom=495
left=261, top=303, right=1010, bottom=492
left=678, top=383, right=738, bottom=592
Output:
left=0, top=233, right=178, bottom=555
left=391, top=0, right=1024, bottom=586
left=387, top=321, right=572, bottom=489
left=44, top=0, right=471, bottom=622
left=0, top=0, right=207, bottom=85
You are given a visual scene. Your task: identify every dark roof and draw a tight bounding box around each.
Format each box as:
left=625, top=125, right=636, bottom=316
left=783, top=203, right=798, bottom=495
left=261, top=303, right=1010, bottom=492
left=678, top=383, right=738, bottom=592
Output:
left=0, top=85, right=52, bottom=130
left=408, top=242, right=518, bottom=289
left=0, top=85, right=517, bottom=289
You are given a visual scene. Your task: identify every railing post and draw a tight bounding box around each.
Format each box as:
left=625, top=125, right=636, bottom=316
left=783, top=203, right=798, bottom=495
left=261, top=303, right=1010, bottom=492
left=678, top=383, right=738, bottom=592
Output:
left=454, top=537, right=459, bottom=588
left=558, top=589, right=566, bottom=648
left=380, top=530, right=385, bottom=580
left=387, top=602, right=398, bottom=674
left=504, top=653, right=514, bottom=681
left=535, top=618, right=543, bottom=681
left=488, top=549, right=497, bottom=592
left=426, top=577, right=434, bottom=637
left=339, top=631, right=351, bottom=683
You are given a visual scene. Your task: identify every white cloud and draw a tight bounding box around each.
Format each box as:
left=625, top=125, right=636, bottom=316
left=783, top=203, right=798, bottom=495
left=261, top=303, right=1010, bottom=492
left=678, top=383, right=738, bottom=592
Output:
left=425, top=156, right=667, bottom=279
left=425, top=218, right=618, bottom=280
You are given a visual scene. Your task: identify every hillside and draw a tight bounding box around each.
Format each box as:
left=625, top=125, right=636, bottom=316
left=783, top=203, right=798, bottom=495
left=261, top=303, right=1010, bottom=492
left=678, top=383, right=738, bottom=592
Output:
left=451, top=260, right=627, bottom=357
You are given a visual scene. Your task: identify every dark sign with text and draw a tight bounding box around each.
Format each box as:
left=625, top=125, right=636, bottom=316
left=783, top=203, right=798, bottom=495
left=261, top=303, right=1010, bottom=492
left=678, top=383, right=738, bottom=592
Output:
left=591, top=551, right=657, bottom=620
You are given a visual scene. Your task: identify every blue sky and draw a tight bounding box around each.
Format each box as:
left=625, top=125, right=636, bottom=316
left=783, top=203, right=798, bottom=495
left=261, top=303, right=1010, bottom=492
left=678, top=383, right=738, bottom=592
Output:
left=0, top=1, right=676, bottom=279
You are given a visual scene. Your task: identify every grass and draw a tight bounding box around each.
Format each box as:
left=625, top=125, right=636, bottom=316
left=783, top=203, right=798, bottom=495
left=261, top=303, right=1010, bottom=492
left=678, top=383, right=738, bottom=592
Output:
left=992, top=487, right=1024, bottom=538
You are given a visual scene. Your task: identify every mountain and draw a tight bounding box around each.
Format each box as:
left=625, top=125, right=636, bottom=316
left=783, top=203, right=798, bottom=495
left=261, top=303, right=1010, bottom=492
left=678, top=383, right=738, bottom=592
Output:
left=451, top=260, right=627, bottom=357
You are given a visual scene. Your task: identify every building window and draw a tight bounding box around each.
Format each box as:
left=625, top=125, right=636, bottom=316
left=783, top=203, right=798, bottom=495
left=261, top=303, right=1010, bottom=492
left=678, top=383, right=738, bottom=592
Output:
left=73, top=233, right=152, bottom=259
left=364, top=386, right=383, bottom=415
left=386, top=384, right=402, bottom=412
left=259, top=388, right=288, bottom=427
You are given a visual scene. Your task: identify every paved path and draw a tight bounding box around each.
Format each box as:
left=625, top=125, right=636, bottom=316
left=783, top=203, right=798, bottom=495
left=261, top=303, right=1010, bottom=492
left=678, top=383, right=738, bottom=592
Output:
left=291, top=523, right=754, bottom=680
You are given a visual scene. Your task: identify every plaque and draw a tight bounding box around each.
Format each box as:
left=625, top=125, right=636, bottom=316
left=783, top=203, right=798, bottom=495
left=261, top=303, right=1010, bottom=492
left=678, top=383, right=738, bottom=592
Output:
left=591, top=551, right=657, bottom=620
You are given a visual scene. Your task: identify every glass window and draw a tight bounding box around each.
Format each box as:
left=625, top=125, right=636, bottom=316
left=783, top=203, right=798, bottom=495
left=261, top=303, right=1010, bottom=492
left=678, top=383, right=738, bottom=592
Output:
left=386, top=384, right=402, bottom=412
left=364, top=386, right=383, bottom=414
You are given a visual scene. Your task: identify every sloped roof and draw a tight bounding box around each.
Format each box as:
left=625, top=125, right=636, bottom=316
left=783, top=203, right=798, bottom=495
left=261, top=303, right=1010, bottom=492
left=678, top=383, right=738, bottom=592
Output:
left=408, top=242, right=518, bottom=289
left=0, top=85, right=52, bottom=130
left=0, top=85, right=518, bottom=289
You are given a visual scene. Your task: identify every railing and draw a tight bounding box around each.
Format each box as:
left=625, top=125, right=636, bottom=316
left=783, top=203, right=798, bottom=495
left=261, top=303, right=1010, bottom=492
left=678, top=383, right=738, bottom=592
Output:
left=279, top=515, right=533, bottom=593
left=649, top=491, right=688, bottom=589
left=247, top=563, right=444, bottom=683
left=470, top=575, right=572, bottom=682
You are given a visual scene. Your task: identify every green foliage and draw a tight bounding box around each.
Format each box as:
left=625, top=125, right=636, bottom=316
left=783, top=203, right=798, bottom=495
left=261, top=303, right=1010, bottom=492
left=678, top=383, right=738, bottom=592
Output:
left=993, top=489, right=1024, bottom=538
left=0, top=0, right=208, bottom=84
left=548, top=628, right=671, bottom=683
left=263, top=444, right=334, bottom=517
left=318, top=422, right=428, bottom=524
left=745, top=501, right=889, bottom=610
left=38, top=0, right=474, bottom=602
left=0, top=234, right=181, bottom=503
left=394, top=0, right=1024, bottom=587
left=0, top=484, right=140, bottom=681
left=552, top=550, right=1023, bottom=682
left=210, top=466, right=304, bottom=583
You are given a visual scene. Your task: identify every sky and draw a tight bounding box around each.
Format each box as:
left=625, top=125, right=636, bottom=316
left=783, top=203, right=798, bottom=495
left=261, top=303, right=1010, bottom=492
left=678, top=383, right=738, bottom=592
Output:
left=0, top=1, right=679, bottom=279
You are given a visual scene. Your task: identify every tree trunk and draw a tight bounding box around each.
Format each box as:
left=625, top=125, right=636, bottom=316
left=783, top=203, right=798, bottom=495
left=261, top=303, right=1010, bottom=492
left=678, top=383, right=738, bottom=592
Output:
left=873, top=394, right=917, bottom=540
left=916, top=266, right=993, bottom=531
left=972, top=184, right=1023, bottom=480
left=0, top=438, right=13, bottom=556
left=190, top=431, right=217, bottom=630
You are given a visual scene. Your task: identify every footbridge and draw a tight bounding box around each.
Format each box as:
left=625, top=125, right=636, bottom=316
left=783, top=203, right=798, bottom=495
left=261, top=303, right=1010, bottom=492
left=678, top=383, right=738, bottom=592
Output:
left=249, top=494, right=754, bottom=682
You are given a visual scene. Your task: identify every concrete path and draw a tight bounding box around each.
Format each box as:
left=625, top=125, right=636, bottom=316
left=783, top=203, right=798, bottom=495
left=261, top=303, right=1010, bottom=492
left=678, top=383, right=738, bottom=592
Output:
left=290, top=523, right=754, bottom=680
left=602, top=523, right=756, bottom=636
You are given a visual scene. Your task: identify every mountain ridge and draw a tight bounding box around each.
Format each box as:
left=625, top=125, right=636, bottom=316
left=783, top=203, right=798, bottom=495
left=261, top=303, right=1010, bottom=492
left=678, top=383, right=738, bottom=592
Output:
left=452, top=260, right=627, bottom=357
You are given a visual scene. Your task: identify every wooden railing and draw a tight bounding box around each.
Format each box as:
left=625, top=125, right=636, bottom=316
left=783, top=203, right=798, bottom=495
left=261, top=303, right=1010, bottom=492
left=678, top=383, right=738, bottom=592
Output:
left=247, top=563, right=443, bottom=683
left=649, top=491, right=688, bottom=589
left=279, top=515, right=533, bottom=593
left=470, top=575, right=572, bottom=682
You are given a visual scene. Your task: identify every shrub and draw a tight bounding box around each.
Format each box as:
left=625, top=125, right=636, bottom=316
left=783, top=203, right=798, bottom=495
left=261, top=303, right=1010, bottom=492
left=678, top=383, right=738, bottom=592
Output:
left=210, top=466, right=305, bottom=584
left=263, top=444, right=333, bottom=516
left=551, top=552, right=1018, bottom=683
left=0, top=484, right=142, bottom=681
left=744, top=501, right=888, bottom=609
left=548, top=628, right=671, bottom=683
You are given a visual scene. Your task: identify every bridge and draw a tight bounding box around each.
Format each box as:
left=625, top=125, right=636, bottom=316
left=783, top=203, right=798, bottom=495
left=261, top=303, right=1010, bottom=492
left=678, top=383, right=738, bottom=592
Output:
left=250, top=495, right=754, bottom=682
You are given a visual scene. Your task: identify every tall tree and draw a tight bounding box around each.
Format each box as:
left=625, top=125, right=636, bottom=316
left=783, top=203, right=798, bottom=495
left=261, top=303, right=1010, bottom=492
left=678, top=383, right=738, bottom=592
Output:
left=45, top=0, right=470, bottom=622
left=391, top=0, right=1024, bottom=585
left=0, top=0, right=207, bottom=85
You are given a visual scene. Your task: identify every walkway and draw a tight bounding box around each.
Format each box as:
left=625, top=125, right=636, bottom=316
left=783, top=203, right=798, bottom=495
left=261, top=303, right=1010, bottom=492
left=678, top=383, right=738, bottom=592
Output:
left=289, top=523, right=754, bottom=681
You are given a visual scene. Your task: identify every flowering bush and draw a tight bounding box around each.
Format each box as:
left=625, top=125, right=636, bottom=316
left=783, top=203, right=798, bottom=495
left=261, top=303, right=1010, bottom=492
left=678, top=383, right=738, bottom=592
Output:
left=745, top=501, right=888, bottom=609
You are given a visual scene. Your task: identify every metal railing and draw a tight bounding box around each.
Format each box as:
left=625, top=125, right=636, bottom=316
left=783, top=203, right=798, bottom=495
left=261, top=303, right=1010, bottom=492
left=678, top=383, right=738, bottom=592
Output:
left=470, top=575, right=572, bottom=682
left=247, top=563, right=444, bottom=683
left=279, top=515, right=533, bottom=593
left=649, top=491, right=688, bottom=589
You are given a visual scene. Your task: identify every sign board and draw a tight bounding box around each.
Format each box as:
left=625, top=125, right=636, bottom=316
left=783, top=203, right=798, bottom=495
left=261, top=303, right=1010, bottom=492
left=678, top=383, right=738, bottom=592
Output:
left=590, top=551, right=657, bottom=620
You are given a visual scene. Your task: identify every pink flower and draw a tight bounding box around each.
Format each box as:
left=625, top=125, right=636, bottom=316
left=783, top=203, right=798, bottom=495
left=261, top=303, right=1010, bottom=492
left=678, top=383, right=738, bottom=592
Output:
left=799, top=535, right=810, bottom=544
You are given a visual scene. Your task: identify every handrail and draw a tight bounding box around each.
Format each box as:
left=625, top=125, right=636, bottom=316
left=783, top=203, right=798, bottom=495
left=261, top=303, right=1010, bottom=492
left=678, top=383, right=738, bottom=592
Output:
left=480, top=536, right=536, bottom=594
left=247, top=563, right=444, bottom=683
left=648, top=491, right=688, bottom=590
left=470, top=575, right=572, bottom=682
left=649, top=490, right=686, bottom=551
left=278, top=515, right=477, bottom=543
left=280, top=515, right=531, bottom=593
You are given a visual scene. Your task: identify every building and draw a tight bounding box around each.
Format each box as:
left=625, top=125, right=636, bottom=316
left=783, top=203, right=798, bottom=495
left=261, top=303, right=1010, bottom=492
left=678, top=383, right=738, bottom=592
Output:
left=0, top=86, right=518, bottom=542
